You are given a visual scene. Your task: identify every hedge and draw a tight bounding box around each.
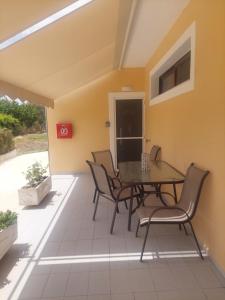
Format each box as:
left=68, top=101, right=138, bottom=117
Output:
left=0, top=128, right=15, bottom=155
left=0, top=113, right=23, bottom=136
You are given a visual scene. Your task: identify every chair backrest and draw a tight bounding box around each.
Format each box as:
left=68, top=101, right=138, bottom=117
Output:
left=178, top=163, right=209, bottom=219
left=92, top=150, right=116, bottom=178
left=150, top=145, right=161, bottom=160
left=86, top=160, right=112, bottom=196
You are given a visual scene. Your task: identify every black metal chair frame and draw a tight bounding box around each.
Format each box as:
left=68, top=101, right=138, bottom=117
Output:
left=142, top=145, right=162, bottom=201
left=86, top=160, right=140, bottom=234
left=91, top=150, right=121, bottom=204
left=150, top=145, right=161, bottom=161
left=136, top=163, right=209, bottom=261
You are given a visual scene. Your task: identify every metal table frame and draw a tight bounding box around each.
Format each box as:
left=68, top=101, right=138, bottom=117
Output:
left=118, top=160, right=185, bottom=231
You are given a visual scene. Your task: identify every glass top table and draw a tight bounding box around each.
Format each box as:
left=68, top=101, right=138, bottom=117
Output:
left=118, top=160, right=185, bottom=185
left=118, top=160, right=185, bottom=231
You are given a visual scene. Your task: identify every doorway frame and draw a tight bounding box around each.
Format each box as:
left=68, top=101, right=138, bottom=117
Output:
left=108, top=91, right=145, bottom=167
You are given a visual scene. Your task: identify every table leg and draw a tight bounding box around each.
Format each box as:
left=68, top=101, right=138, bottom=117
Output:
left=158, top=185, right=168, bottom=206
left=173, top=183, right=178, bottom=204
left=128, top=186, right=134, bottom=231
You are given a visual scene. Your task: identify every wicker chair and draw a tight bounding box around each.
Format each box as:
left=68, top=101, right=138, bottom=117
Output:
left=86, top=160, right=140, bottom=234
left=91, top=150, right=121, bottom=203
left=136, top=163, right=209, bottom=261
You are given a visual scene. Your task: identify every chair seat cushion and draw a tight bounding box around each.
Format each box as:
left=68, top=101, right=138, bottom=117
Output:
left=136, top=206, right=188, bottom=225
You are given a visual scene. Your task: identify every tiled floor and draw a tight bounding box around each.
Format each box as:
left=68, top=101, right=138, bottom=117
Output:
left=0, top=174, right=225, bottom=300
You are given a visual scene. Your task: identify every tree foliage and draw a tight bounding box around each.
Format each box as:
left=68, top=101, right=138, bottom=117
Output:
left=0, top=97, right=46, bottom=130
left=0, top=113, right=23, bottom=136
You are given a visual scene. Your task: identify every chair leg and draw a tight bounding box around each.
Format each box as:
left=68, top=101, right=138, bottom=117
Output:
left=93, top=188, right=97, bottom=203
left=156, top=184, right=161, bottom=198
left=188, top=221, right=204, bottom=260
left=136, top=220, right=140, bottom=237
left=140, top=220, right=151, bottom=262
left=92, top=193, right=100, bottom=221
left=135, top=196, right=140, bottom=206
left=128, top=191, right=134, bottom=231
left=183, top=223, right=188, bottom=235
left=110, top=203, right=118, bottom=234
left=124, top=200, right=128, bottom=209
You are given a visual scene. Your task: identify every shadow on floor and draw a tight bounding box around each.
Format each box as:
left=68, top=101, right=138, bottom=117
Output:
left=22, top=190, right=60, bottom=210
left=0, top=243, right=30, bottom=288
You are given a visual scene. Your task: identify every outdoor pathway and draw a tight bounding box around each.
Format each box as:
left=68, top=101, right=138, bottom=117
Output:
left=0, top=151, right=49, bottom=212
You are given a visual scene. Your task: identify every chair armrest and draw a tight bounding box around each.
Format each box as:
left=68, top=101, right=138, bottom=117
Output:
left=111, top=177, right=122, bottom=187
left=116, top=184, right=137, bottom=200
left=159, top=192, right=176, bottom=201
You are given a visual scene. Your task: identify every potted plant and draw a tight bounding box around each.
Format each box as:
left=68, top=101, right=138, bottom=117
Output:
left=0, top=210, right=17, bottom=260
left=18, top=162, right=52, bottom=206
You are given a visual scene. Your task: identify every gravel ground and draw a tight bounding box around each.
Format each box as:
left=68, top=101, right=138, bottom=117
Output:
left=14, top=133, right=48, bottom=155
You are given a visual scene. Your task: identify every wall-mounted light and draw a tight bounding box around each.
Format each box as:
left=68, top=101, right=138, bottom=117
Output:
left=121, top=86, right=133, bottom=92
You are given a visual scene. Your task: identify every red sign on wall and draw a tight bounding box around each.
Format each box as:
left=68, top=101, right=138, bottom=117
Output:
left=56, top=123, right=73, bottom=138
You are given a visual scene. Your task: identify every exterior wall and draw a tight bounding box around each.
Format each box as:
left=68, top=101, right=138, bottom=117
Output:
left=145, top=0, right=225, bottom=272
left=47, top=68, right=145, bottom=173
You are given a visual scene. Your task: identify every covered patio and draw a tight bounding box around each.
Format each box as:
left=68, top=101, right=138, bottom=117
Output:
left=0, top=0, right=225, bottom=299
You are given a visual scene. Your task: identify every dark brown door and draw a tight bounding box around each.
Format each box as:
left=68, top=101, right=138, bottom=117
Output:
left=116, top=99, right=143, bottom=163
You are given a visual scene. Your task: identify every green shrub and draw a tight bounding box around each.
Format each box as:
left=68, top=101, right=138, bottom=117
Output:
left=0, top=98, right=46, bottom=130
left=27, top=121, right=42, bottom=134
left=0, top=210, right=17, bottom=230
left=0, top=113, right=23, bottom=136
left=0, top=128, right=15, bottom=155
left=24, top=162, right=48, bottom=187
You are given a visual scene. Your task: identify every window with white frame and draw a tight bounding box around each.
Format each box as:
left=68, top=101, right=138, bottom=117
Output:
left=149, top=22, right=196, bottom=106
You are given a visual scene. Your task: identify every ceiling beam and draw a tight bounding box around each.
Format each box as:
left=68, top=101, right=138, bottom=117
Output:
left=113, top=0, right=139, bottom=69
left=0, top=80, right=54, bottom=108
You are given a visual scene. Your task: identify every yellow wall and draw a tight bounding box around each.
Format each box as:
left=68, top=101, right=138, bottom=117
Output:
left=145, top=0, right=225, bottom=271
left=47, top=68, right=145, bottom=173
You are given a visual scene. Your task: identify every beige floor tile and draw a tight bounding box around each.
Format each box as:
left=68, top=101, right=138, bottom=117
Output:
left=112, top=294, right=134, bottom=300
left=43, top=273, right=68, bottom=298
left=157, top=289, right=206, bottom=300
left=63, top=297, right=87, bottom=300
left=203, top=288, right=225, bottom=300
left=110, top=269, right=132, bottom=294
left=129, top=269, right=154, bottom=292
left=88, top=271, right=110, bottom=295
left=19, top=274, right=48, bottom=299
left=134, top=292, right=157, bottom=300
left=190, top=264, right=223, bottom=288
left=88, top=294, right=111, bottom=300
left=65, top=272, right=89, bottom=296
left=150, top=267, right=177, bottom=291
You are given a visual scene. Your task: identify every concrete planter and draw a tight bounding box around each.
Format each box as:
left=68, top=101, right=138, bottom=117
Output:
left=18, top=176, right=52, bottom=206
left=0, top=222, right=17, bottom=260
